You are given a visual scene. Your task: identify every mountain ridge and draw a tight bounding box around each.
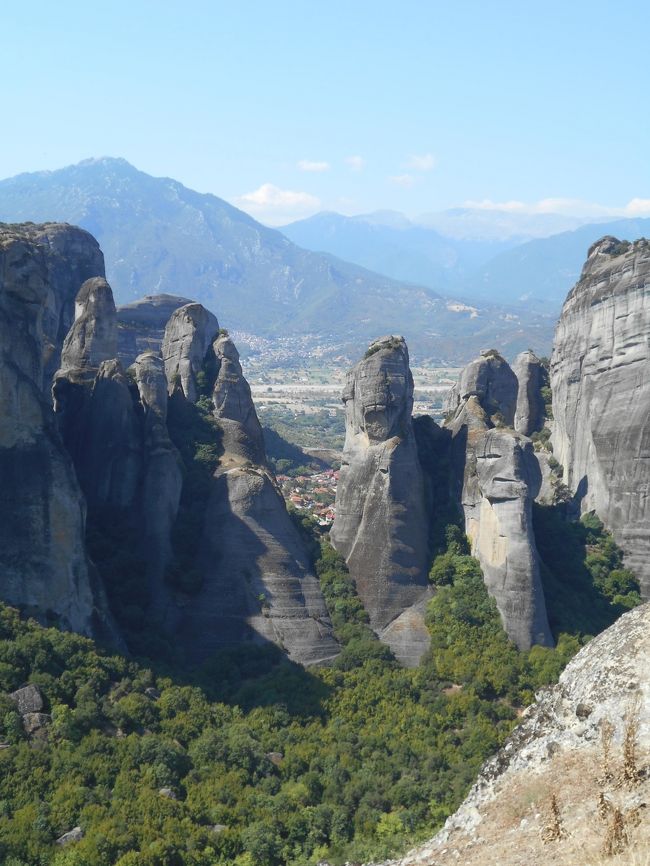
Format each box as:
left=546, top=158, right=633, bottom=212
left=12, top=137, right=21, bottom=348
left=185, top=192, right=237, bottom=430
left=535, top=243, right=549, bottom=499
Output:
left=0, top=158, right=555, bottom=362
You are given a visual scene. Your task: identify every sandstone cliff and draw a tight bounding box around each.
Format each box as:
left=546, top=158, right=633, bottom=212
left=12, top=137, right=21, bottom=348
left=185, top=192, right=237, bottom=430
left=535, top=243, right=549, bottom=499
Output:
left=446, top=351, right=552, bottom=649
left=551, top=236, right=650, bottom=596
left=54, top=278, right=144, bottom=509
left=512, top=349, right=546, bottom=437
left=116, top=294, right=193, bottom=366
left=0, top=224, right=113, bottom=638
left=330, top=336, right=431, bottom=666
left=53, top=276, right=183, bottom=628
left=369, top=602, right=650, bottom=866
left=168, top=321, right=339, bottom=666
left=445, top=348, right=518, bottom=425
left=51, top=271, right=336, bottom=665
left=162, top=302, right=220, bottom=402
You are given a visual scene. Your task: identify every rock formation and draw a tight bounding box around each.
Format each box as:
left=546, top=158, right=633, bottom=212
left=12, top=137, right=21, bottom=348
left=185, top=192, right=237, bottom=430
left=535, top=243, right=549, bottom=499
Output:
left=53, top=278, right=183, bottom=627
left=133, top=350, right=183, bottom=618
left=512, top=349, right=546, bottom=436
left=0, top=224, right=113, bottom=637
left=162, top=302, right=220, bottom=402
left=368, top=601, right=650, bottom=866
left=169, top=322, right=339, bottom=666
left=211, top=333, right=266, bottom=465
left=330, top=336, right=431, bottom=665
left=446, top=351, right=552, bottom=649
left=551, top=236, right=650, bottom=596
left=1, top=222, right=336, bottom=666
left=10, top=223, right=106, bottom=388
left=445, top=348, right=518, bottom=426
left=116, top=294, right=193, bottom=366
left=53, top=279, right=143, bottom=509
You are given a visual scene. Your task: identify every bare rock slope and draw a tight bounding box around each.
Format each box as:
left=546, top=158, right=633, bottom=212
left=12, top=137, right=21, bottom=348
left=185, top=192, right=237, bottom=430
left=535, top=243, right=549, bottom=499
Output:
left=551, top=236, right=650, bottom=596
left=369, top=602, right=650, bottom=866
left=330, top=336, right=432, bottom=666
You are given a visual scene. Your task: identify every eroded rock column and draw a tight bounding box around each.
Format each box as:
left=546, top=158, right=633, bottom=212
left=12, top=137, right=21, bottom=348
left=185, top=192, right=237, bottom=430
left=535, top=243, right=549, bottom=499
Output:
left=330, top=335, right=431, bottom=665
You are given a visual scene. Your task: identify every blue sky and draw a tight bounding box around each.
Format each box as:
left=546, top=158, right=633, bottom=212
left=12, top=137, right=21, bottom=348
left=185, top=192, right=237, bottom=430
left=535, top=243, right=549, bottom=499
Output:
left=2, top=0, right=649, bottom=223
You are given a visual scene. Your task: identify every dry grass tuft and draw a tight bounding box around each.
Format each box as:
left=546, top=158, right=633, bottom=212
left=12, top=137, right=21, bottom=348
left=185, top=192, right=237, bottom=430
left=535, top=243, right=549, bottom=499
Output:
left=542, top=793, right=567, bottom=843
left=600, top=792, right=614, bottom=821
left=601, top=719, right=616, bottom=785
left=603, top=807, right=630, bottom=857
left=621, top=701, right=642, bottom=788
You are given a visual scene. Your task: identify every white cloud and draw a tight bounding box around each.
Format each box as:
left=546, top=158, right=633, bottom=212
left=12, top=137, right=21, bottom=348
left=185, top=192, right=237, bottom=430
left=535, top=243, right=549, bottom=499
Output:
left=389, top=174, right=415, bottom=188
left=462, top=197, right=650, bottom=218
left=345, top=155, right=365, bottom=171
left=297, top=159, right=330, bottom=173
left=624, top=198, right=650, bottom=216
left=234, top=183, right=321, bottom=225
left=404, top=152, right=436, bottom=172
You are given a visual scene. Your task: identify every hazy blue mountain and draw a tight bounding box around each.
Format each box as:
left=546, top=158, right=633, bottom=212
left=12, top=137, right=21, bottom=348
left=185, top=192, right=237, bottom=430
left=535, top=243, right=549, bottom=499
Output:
left=280, top=211, right=514, bottom=290
left=417, top=207, right=594, bottom=241
left=464, top=218, right=650, bottom=308
left=281, top=208, right=650, bottom=315
left=0, top=158, right=554, bottom=362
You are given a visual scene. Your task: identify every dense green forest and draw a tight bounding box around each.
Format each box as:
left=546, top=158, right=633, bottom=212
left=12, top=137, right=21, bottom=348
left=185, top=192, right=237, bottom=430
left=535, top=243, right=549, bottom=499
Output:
left=0, top=507, right=638, bottom=866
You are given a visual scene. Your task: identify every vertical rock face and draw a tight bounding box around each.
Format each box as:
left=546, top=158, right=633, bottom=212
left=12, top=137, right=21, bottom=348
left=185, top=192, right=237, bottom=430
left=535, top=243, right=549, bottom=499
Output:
left=551, top=236, right=650, bottom=595
left=0, top=223, right=335, bottom=667
left=133, top=351, right=183, bottom=619
left=211, top=333, right=266, bottom=465
left=512, top=350, right=546, bottom=437
left=183, top=467, right=339, bottom=666
left=54, top=280, right=183, bottom=626
left=0, top=224, right=109, bottom=636
left=330, top=336, right=431, bottom=665
left=15, top=224, right=106, bottom=389
left=162, top=309, right=339, bottom=666
left=445, top=349, right=518, bottom=426
left=162, top=303, right=220, bottom=402
left=116, top=294, right=194, bottom=366
left=59, top=278, right=118, bottom=377
left=54, top=280, right=142, bottom=509
left=446, top=354, right=552, bottom=649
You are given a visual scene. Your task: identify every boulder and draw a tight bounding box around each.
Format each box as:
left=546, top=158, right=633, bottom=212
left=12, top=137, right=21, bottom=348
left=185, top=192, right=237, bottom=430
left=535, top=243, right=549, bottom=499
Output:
left=9, top=684, right=44, bottom=715
left=22, top=712, right=51, bottom=734
left=56, top=827, right=84, bottom=846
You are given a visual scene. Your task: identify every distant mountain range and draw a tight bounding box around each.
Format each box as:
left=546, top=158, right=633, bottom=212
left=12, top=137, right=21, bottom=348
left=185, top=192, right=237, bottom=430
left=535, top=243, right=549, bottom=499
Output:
left=281, top=210, right=650, bottom=310
left=0, top=158, right=557, bottom=363
left=464, top=217, right=650, bottom=307
left=415, top=207, right=591, bottom=241
left=278, top=211, right=516, bottom=292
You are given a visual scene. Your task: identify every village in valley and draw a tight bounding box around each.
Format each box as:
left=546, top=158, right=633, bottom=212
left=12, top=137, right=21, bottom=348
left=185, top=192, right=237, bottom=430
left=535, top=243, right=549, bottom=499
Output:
left=277, top=467, right=339, bottom=526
